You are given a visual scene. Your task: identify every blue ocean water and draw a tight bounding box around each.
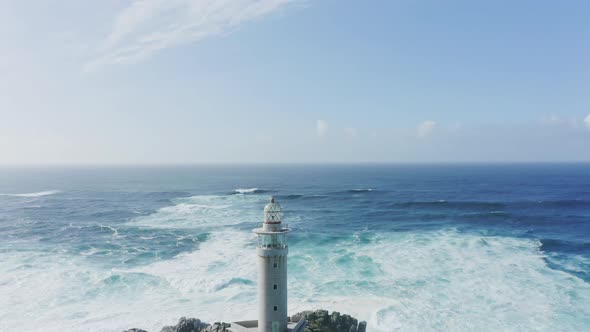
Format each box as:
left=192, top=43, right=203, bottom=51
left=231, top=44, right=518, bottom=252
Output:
left=1, top=164, right=589, bottom=331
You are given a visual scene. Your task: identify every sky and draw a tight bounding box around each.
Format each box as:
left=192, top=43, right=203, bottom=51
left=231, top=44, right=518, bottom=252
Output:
left=1, top=0, right=589, bottom=164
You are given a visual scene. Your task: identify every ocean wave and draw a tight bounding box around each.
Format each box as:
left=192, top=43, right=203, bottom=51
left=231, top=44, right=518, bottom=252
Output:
left=381, top=199, right=590, bottom=211
left=3, top=229, right=590, bottom=332
left=0, top=190, right=60, bottom=197
left=327, top=189, right=376, bottom=196
left=289, top=229, right=590, bottom=331
left=276, top=194, right=329, bottom=201
left=388, top=200, right=505, bottom=210
left=532, top=199, right=590, bottom=208
left=233, top=188, right=268, bottom=194
left=349, top=188, right=374, bottom=193
left=212, top=277, right=254, bottom=291
left=540, top=238, right=590, bottom=254
left=281, top=194, right=304, bottom=199
left=98, top=225, right=119, bottom=237
left=129, top=194, right=260, bottom=229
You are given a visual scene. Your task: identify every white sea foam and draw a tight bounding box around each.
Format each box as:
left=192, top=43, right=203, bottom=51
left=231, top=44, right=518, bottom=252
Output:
left=99, top=225, right=119, bottom=237
left=288, top=230, right=590, bottom=331
left=130, top=194, right=262, bottom=229
left=0, top=190, right=60, bottom=197
left=0, top=230, right=259, bottom=332
left=3, top=196, right=590, bottom=332
left=3, top=228, right=590, bottom=332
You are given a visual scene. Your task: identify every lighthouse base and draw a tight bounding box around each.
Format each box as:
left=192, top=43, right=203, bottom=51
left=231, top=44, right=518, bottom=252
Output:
left=228, top=319, right=306, bottom=332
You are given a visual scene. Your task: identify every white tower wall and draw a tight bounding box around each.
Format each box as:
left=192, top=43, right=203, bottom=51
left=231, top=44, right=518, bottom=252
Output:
left=254, top=197, right=290, bottom=332
left=257, top=249, right=288, bottom=332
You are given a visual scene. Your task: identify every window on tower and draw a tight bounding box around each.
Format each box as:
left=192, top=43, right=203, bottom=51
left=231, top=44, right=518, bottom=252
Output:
left=273, top=305, right=278, bottom=312
left=273, top=284, right=278, bottom=290
left=273, top=262, right=278, bottom=268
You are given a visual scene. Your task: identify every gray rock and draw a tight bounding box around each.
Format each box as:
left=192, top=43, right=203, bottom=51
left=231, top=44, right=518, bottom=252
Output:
left=291, top=312, right=304, bottom=323
left=358, top=321, right=367, bottom=332
left=331, top=311, right=341, bottom=325
left=207, top=323, right=230, bottom=332
left=295, top=310, right=363, bottom=332
left=128, top=309, right=361, bottom=332
left=159, top=317, right=210, bottom=332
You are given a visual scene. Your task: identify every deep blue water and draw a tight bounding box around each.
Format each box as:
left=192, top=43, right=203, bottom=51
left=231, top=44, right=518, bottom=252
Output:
left=1, top=164, right=589, bottom=331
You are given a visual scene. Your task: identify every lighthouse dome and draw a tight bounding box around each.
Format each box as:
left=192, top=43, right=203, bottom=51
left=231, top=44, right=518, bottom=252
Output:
left=264, top=196, right=282, bottom=223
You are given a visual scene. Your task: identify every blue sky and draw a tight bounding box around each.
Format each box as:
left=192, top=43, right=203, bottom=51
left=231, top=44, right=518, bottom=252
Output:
left=1, top=0, right=589, bottom=164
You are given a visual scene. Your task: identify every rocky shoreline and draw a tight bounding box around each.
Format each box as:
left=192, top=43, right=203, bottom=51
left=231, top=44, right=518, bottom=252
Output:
left=123, top=310, right=367, bottom=332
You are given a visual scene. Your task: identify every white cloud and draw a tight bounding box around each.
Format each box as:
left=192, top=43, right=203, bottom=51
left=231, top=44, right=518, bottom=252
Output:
left=541, top=115, right=578, bottom=128
left=585, top=114, right=590, bottom=128
left=316, top=120, right=328, bottom=137
left=85, top=0, right=294, bottom=71
left=417, top=120, right=436, bottom=138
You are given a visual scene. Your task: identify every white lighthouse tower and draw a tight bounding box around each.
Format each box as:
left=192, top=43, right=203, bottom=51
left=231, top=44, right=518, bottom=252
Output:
left=254, top=197, right=291, bottom=332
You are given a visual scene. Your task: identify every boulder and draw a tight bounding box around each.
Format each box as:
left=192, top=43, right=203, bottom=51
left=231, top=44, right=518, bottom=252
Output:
left=295, top=310, right=363, bottom=332
left=358, top=321, right=367, bottom=332
left=159, top=317, right=210, bottom=332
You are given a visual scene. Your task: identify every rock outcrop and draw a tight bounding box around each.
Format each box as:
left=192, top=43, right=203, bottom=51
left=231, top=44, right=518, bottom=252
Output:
left=123, top=310, right=365, bottom=332
left=123, top=317, right=228, bottom=332
left=291, top=310, right=366, bottom=332
left=159, top=317, right=211, bottom=332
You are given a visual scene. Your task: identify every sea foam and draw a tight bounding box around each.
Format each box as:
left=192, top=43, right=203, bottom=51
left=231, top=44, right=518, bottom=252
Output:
left=4, top=228, right=589, bottom=332
left=2, top=194, right=590, bottom=332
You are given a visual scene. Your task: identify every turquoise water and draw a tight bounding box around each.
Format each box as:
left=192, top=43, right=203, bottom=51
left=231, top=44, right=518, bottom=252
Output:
left=1, top=165, right=589, bottom=331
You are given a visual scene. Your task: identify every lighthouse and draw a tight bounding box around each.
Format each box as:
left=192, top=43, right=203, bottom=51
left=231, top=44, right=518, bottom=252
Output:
left=254, top=197, right=291, bottom=332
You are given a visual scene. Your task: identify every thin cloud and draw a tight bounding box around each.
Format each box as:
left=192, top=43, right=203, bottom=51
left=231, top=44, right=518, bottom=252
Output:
left=585, top=114, right=590, bottom=128
left=85, top=0, right=295, bottom=71
left=417, top=120, right=436, bottom=138
left=541, top=115, right=578, bottom=128
left=316, top=120, right=328, bottom=137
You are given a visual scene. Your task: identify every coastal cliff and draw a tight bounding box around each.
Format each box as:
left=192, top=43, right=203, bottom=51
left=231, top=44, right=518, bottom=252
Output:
left=123, top=310, right=367, bottom=332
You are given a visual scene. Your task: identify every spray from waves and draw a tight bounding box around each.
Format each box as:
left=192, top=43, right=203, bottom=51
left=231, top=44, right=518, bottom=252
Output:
left=0, top=190, right=60, bottom=197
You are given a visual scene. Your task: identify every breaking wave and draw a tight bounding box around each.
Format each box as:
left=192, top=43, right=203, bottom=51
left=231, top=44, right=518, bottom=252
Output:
left=4, top=228, right=588, bottom=332
left=129, top=194, right=263, bottom=229
left=233, top=188, right=268, bottom=194
left=2, top=173, right=590, bottom=332
left=349, top=188, right=374, bottom=193
left=0, top=190, right=60, bottom=197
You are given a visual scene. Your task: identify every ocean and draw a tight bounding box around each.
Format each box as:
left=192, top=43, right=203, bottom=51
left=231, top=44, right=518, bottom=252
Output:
left=1, top=164, right=589, bottom=331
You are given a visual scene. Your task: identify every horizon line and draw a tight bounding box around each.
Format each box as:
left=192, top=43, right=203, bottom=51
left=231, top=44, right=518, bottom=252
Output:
left=1, top=161, right=590, bottom=168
